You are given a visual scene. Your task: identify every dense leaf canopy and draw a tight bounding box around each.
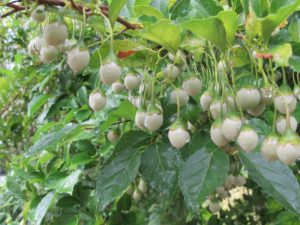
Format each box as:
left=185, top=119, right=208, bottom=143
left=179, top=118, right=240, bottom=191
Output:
left=1, top=0, right=300, bottom=224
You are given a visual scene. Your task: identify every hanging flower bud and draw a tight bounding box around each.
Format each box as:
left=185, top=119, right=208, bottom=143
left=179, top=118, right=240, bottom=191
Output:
left=163, top=64, right=180, bottom=81
left=144, top=104, right=163, bottom=131
left=170, top=89, right=189, bottom=107
left=235, top=87, right=261, bottom=110
left=67, top=47, right=90, bottom=74
left=88, top=90, right=106, bottom=112
left=168, top=120, right=190, bottom=149
left=221, top=113, right=242, bottom=141
left=31, top=5, right=46, bottom=23
left=210, top=118, right=229, bottom=147
left=276, top=130, right=300, bottom=165
left=182, top=77, right=202, bottom=97
left=237, top=125, right=259, bottom=153
left=261, top=133, right=279, bottom=161
left=99, top=61, right=122, bottom=85
left=274, top=85, right=297, bottom=115
left=43, top=22, right=68, bottom=46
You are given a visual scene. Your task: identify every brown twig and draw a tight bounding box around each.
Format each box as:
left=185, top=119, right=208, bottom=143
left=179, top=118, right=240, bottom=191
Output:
left=1, top=8, right=19, bottom=18
left=1, top=0, right=140, bottom=30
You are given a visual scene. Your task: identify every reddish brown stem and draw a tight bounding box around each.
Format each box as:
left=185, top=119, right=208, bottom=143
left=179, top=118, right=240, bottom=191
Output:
left=1, top=0, right=140, bottom=30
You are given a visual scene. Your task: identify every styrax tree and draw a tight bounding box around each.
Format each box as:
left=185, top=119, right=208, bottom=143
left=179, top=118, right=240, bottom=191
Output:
left=1, top=0, right=300, bottom=224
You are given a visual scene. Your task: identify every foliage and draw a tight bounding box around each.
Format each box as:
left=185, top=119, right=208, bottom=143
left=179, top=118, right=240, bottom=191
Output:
left=0, top=0, right=300, bottom=225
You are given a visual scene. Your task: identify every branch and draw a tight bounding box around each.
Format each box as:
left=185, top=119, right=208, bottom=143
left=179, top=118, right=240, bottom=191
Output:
left=1, top=8, right=18, bottom=18
left=1, top=0, right=140, bottom=30
left=1, top=2, right=25, bottom=18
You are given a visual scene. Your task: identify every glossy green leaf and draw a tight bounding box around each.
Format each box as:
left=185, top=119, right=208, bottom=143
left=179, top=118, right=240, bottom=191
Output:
left=140, top=142, right=181, bottom=196
left=231, top=45, right=250, bottom=67
left=248, top=118, right=271, bottom=136
left=170, top=0, right=191, bottom=19
left=128, top=20, right=182, bottom=53
left=185, top=17, right=227, bottom=51
left=289, top=16, right=300, bottom=42
left=45, top=170, right=81, bottom=194
left=189, top=0, right=222, bottom=18
left=275, top=211, right=300, bottom=224
left=96, top=148, right=141, bottom=210
left=109, top=0, right=129, bottom=26
left=250, top=0, right=269, bottom=17
left=87, top=15, right=105, bottom=33
left=6, top=176, right=26, bottom=199
left=114, top=130, right=150, bottom=154
left=293, top=102, right=300, bottom=121
left=117, top=193, right=132, bottom=211
left=135, top=0, right=152, bottom=5
left=70, top=152, right=93, bottom=168
left=240, top=152, right=300, bottom=215
left=246, top=1, right=300, bottom=41
left=270, top=0, right=298, bottom=13
left=179, top=137, right=229, bottom=211
left=134, top=5, right=165, bottom=19
left=76, top=140, right=96, bottom=155
left=27, top=124, right=93, bottom=156
left=100, top=100, right=136, bottom=132
left=28, top=94, right=50, bottom=117
left=289, top=55, right=300, bottom=72
left=265, top=43, right=292, bottom=67
left=33, top=192, right=56, bottom=225
left=216, top=10, right=238, bottom=45
left=150, top=0, right=169, bottom=17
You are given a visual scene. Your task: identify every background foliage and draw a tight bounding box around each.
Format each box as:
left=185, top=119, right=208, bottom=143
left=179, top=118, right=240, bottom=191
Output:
left=1, top=0, right=300, bottom=225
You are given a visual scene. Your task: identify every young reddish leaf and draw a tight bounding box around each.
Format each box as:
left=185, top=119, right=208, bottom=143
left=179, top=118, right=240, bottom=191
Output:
left=117, top=50, right=136, bottom=59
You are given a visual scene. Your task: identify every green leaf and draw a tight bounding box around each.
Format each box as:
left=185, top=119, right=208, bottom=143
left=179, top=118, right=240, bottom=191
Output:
left=246, top=1, right=300, bottom=41
left=135, top=0, right=152, bottom=5
left=189, top=0, right=222, bottom=18
left=109, top=0, right=129, bottom=27
left=179, top=137, right=229, bottom=211
left=150, top=0, right=169, bottom=18
left=114, top=130, right=150, bottom=154
left=275, top=211, right=300, bottom=224
left=248, top=118, right=271, bottom=136
left=100, top=100, right=136, bottom=132
left=170, top=0, right=191, bottom=20
left=230, top=45, right=250, bottom=67
left=140, top=142, right=181, bottom=196
left=265, top=43, right=292, bottom=67
left=27, top=124, right=93, bottom=156
left=117, top=194, right=132, bottom=211
left=33, top=192, right=56, bottom=225
left=76, top=140, right=96, bottom=154
left=112, top=100, right=136, bottom=120
left=185, top=17, right=227, bottom=51
left=32, top=122, right=63, bottom=143
left=28, top=94, right=50, bottom=117
left=45, top=170, right=81, bottom=194
left=216, top=11, right=238, bottom=46
left=96, top=148, right=141, bottom=210
left=290, top=55, right=300, bottom=72
left=64, top=217, right=79, bottom=225
left=70, top=152, right=93, bottom=168
left=270, top=0, right=298, bottom=13
left=293, top=102, right=300, bottom=121
left=6, top=176, right=26, bottom=199
left=250, top=0, right=269, bottom=17
left=76, top=86, right=88, bottom=106
left=87, top=15, right=105, bottom=33
left=289, top=16, right=300, bottom=42
left=134, top=5, right=165, bottom=19
left=128, top=20, right=182, bottom=53
left=240, top=152, right=300, bottom=215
